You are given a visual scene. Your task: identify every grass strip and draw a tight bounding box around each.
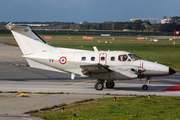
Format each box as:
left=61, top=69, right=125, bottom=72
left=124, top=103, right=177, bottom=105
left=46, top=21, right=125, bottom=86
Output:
left=32, top=96, right=180, bottom=120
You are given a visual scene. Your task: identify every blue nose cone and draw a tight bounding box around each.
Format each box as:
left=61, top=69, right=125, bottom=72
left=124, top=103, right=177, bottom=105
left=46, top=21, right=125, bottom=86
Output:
left=169, top=67, right=176, bottom=75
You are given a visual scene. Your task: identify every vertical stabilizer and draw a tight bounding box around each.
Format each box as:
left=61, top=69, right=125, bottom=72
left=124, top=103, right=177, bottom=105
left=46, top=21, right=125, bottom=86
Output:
left=6, top=23, right=55, bottom=55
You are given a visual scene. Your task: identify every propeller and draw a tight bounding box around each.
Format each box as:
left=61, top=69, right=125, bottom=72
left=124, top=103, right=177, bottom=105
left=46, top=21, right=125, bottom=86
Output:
left=131, top=67, right=146, bottom=81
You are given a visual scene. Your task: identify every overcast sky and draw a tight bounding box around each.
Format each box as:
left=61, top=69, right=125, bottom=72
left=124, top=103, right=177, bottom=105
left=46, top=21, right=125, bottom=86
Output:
left=0, top=0, right=179, bottom=23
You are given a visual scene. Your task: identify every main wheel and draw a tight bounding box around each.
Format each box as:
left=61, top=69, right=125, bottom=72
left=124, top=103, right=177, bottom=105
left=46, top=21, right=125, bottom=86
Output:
left=106, top=82, right=115, bottom=88
left=95, top=82, right=104, bottom=90
left=142, top=85, right=148, bottom=90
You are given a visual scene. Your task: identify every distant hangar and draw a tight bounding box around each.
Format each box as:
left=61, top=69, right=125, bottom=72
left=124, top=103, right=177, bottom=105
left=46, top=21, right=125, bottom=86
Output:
left=130, top=16, right=180, bottom=24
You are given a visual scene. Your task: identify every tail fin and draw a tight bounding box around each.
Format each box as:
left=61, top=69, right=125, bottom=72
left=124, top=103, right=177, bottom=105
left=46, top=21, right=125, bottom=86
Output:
left=6, top=23, right=55, bottom=55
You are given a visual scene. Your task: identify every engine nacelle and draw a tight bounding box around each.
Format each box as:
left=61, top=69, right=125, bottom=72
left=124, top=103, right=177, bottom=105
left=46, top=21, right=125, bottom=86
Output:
left=112, top=65, right=138, bottom=80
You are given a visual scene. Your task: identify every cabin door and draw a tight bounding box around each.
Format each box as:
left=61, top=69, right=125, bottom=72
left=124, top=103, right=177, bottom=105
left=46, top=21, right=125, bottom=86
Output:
left=99, top=53, right=107, bottom=65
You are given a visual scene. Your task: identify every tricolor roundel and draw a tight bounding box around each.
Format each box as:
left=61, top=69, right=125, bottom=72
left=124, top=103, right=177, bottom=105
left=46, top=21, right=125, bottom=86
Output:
left=59, top=56, right=67, bottom=65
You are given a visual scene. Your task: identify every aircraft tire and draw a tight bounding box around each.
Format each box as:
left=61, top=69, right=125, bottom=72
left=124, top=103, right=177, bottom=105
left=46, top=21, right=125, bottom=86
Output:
left=95, top=82, right=104, bottom=90
left=106, top=82, right=115, bottom=88
left=142, top=85, right=148, bottom=90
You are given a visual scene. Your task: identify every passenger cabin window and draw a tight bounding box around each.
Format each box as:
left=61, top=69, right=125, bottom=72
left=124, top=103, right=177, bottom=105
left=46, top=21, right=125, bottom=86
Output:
left=128, top=54, right=140, bottom=61
left=91, top=57, right=95, bottom=61
left=111, top=57, right=115, bottom=61
left=118, top=54, right=128, bottom=61
left=82, top=57, right=86, bottom=61
left=101, top=57, right=105, bottom=61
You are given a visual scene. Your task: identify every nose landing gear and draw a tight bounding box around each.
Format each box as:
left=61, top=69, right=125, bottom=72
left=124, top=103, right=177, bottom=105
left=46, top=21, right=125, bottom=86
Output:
left=142, top=76, right=151, bottom=90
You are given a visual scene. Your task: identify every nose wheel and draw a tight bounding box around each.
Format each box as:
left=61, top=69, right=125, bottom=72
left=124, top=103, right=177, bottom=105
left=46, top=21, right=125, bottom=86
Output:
left=142, top=76, right=151, bottom=90
left=142, top=85, right=148, bottom=90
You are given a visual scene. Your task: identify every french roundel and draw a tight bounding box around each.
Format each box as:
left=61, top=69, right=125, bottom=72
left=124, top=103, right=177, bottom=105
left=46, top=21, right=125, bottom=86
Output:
left=59, top=56, right=67, bottom=65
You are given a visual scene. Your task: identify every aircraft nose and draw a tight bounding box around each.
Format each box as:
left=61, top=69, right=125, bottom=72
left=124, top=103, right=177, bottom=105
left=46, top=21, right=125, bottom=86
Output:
left=169, top=67, right=176, bottom=75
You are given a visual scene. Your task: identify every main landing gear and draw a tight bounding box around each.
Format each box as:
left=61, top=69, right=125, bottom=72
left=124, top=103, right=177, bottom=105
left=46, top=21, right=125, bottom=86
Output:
left=142, top=76, right=151, bottom=90
left=95, top=80, right=115, bottom=90
left=106, top=81, right=115, bottom=89
left=94, top=77, right=152, bottom=91
left=94, top=80, right=104, bottom=90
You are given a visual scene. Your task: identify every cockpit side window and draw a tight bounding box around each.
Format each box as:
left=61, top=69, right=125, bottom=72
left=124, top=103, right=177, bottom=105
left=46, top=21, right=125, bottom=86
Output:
left=119, top=55, right=123, bottom=61
left=127, top=58, right=131, bottom=61
left=128, top=54, right=140, bottom=61
left=118, top=54, right=128, bottom=61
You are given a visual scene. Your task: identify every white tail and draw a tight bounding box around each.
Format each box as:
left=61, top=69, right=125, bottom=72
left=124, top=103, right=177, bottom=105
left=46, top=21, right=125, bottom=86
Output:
left=5, top=23, right=55, bottom=55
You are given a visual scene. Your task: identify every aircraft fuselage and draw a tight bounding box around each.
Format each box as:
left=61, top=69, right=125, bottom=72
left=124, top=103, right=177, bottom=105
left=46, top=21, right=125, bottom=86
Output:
left=25, top=50, right=172, bottom=81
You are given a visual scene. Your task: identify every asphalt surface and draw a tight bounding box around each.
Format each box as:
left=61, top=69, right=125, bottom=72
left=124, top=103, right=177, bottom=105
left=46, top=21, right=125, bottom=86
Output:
left=0, top=41, right=180, bottom=120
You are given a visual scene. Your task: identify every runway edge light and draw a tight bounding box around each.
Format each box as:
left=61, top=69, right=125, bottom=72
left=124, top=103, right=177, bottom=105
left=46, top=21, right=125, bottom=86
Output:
left=62, top=107, right=64, bottom=112
left=113, top=97, right=116, bottom=101
left=148, top=94, right=151, bottom=99
left=73, top=114, right=76, bottom=118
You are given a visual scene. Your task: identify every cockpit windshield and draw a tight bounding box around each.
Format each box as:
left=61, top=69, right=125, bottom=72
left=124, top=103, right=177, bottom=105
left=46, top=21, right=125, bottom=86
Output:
left=128, top=54, right=141, bottom=61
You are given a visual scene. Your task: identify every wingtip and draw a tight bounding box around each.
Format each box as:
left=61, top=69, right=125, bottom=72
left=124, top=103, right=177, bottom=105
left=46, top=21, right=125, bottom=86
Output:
left=5, top=22, right=16, bottom=30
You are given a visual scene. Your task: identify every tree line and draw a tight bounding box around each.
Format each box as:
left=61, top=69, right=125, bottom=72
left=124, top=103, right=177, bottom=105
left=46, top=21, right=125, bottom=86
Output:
left=1, top=20, right=180, bottom=32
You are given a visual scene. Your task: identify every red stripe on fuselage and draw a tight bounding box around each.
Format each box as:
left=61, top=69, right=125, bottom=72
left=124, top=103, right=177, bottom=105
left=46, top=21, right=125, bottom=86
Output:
left=142, top=62, right=144, bottom=75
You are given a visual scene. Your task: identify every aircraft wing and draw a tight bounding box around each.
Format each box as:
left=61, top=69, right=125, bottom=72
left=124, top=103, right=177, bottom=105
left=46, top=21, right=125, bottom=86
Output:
left=80, top=63, right=112, bottom=75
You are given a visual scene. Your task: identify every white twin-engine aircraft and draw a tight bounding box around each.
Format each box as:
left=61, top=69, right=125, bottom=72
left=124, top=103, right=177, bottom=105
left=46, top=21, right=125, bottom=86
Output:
left=6, top=23, right=176, bottom=91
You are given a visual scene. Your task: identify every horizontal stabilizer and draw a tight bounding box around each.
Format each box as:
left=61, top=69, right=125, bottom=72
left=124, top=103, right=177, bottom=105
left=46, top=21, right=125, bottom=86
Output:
left=26, top=58, right=66, bottom=73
